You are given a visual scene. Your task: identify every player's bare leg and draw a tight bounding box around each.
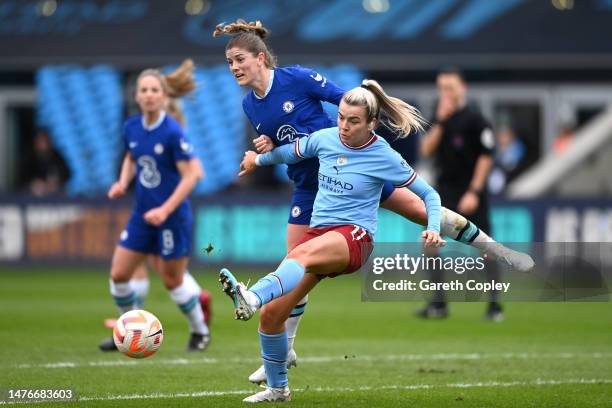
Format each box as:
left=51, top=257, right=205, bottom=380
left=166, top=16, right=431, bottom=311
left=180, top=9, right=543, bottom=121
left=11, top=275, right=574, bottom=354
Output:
left=381, top=188, right=534, bottom=271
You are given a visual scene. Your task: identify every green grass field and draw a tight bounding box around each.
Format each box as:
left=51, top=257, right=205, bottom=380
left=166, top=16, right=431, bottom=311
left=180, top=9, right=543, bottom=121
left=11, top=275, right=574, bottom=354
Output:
left=0, top=268, right=610, bottom=407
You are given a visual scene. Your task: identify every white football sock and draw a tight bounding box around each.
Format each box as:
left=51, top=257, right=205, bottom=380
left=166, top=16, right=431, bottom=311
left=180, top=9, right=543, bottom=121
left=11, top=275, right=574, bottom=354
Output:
left=110, top=280, right=137, bottom=314
left=440, top=208, right=509, bottom=258
left=182, top=270, right=202, bottom=295
left=170, top=280, right=209, bottom=335
left=286, top=295, right=308, bottom=351
left=130, top=277, right=150, bottom=308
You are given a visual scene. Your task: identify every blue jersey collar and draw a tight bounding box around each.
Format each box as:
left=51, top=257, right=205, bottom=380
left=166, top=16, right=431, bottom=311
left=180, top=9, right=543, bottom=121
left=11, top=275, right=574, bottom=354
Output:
left=142, top=110, right=166, bottom=131
left=253, top=69, right=275, bottom=100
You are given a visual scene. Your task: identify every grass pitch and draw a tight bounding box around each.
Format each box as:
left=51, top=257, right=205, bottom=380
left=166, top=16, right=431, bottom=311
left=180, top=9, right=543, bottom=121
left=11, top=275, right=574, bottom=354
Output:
left=0, top=268, right=610, bottom=407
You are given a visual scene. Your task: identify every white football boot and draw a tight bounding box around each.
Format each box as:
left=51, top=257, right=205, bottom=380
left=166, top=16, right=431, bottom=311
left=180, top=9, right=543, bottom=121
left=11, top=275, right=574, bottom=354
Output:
left=497, top=247, right=535, bottom=273
left=249, top=349, right=298, bottom=386
left=243, top=387, right=291, bottom=403
left=219, top=268, right=259, bottom=321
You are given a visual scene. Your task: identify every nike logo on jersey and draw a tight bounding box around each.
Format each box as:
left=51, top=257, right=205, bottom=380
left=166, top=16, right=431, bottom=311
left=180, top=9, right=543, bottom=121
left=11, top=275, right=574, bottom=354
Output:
left=256, top=123, right=261, bottom=131
left=180, top=138, right=193, bottom=153
left=309, top=72, right=327, bottom=87
left=129, top=142, right=138, bottom=148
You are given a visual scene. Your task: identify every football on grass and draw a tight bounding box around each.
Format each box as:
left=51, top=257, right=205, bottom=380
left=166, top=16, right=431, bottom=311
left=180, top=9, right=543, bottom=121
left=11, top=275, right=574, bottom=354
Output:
left=113, top=310, right=163, bottom=358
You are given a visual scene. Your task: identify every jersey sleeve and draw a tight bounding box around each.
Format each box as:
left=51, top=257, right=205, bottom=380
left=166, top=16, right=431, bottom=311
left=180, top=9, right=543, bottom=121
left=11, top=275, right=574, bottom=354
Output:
left=378, top=147, right=441, bottom=232
left=169, top=127, right=195, bottom=162
left=473, top=112, right=495, bottom=156
left=295, top=66, right=345, bottom=105
left=378, top=149, right=418, bottom=187
left=257, top=129, right=324, bottom=165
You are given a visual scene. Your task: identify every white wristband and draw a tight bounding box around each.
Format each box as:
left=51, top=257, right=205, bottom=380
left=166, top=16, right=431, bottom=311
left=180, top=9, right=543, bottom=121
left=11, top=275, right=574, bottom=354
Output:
left=255, top=154, right=262, bottom=166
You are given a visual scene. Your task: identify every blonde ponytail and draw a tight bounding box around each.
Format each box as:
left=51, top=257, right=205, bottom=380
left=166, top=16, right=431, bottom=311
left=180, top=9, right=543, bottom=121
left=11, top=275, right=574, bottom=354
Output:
left=343, top=80, right=425, bottom=137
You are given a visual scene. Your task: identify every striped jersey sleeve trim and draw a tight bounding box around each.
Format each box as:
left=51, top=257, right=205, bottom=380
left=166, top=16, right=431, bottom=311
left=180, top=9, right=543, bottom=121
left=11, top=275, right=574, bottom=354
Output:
left=395, top=172, right=417, bottom=188
left=295, top=138, right=305, bottom=159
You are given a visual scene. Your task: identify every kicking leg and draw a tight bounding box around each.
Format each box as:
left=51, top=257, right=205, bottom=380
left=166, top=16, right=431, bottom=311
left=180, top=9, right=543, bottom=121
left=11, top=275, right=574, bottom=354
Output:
left=381, top=188, right=534, bottom=272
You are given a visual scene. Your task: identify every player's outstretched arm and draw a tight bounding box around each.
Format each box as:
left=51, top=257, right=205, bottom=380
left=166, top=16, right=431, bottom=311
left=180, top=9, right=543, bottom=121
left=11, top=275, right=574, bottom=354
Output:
left=407, top=176, right=445, bottom=247
left=239, top=137, right=311, bottom=177
left=108, top=153, right=135, bottom=199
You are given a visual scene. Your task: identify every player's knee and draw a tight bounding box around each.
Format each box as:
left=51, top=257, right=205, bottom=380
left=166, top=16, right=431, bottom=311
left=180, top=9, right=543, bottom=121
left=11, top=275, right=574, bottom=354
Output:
left=286, top=244, right=316, bottom=266
left=110, top=265, right=131, bottom=283
left=161, top=274, right=181, bottom=290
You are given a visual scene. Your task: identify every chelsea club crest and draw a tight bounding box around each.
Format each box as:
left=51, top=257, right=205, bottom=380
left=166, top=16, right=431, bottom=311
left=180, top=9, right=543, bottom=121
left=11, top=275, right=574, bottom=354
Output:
left=283, top=101, right=294, bottom=113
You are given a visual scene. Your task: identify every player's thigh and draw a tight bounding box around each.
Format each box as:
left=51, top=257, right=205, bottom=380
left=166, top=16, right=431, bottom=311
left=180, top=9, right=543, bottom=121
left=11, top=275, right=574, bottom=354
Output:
left=288, top=231, right=350, bottom=276
left=111, top=246, right=148, bottom=282
left=148, top=255, right=163, bottom=278
left=380, top=187, right=427, bottom=226
left=260, top=273, right=320, bottom=333
left=287, top=223, right=310, bottom=252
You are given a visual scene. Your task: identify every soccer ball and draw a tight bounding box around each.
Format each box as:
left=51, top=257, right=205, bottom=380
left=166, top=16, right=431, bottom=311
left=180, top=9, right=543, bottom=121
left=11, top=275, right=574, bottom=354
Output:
left=113, top=310, right=163, bottom=359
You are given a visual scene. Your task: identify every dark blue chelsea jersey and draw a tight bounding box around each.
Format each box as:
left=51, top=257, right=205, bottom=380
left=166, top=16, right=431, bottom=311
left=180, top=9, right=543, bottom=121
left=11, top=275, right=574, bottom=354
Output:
left=242, top=65, right=345, bottom=191
left=123, top=112, right=194, bottom=222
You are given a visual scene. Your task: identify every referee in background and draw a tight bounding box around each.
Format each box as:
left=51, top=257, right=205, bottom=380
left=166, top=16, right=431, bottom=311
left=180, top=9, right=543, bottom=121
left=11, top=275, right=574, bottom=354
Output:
left=419, top=68, right=503, bottom=321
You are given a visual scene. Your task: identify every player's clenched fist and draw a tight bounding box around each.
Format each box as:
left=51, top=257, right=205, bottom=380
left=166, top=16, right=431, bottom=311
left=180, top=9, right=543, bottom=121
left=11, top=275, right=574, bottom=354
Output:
left=253, top=135, right=274, bottom=153
left=239, top=150, right=259, bottom=177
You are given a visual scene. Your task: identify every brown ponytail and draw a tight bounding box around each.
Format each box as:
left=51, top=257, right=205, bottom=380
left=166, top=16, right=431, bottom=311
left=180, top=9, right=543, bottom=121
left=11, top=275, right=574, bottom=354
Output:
left=213, top=19, right=277, bottom=68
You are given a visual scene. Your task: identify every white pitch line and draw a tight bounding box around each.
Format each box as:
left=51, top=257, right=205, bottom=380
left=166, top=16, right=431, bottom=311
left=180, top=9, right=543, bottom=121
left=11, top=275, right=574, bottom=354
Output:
left=1, top=379, right=609, bottom=405
left=13, top=351, right=612, bottom=370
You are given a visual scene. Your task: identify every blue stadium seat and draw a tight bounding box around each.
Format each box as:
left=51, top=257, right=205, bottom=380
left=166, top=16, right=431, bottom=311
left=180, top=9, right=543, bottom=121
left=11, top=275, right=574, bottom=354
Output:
left=162, top=63, right=245, bottom=195
left=37, top=65, right=123, bottom=196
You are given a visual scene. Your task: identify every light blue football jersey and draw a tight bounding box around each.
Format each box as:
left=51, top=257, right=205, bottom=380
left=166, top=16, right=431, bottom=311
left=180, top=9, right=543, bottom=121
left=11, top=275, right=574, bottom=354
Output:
left=258, top=127, right=441, bottom=237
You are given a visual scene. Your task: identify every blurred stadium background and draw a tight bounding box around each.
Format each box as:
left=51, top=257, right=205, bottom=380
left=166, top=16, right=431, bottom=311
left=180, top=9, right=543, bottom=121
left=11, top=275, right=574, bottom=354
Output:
left=1, top=0, right=612, bottom=266
left=0, top=1, right=611, bottom=406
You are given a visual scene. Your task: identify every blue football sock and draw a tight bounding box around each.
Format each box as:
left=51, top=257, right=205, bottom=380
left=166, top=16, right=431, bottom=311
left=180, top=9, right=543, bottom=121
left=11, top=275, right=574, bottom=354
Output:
left=260, top=330, right=288, bottom=388
left=250, top=259, right=305, bottom=306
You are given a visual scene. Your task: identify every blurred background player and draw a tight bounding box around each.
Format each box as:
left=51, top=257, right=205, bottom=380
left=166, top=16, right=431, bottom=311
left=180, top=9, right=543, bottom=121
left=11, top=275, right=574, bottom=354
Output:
left=222, top=79, right=443, bottom=402
left=215, top=19, right=533, bottom=384
left=105, top=97, right=213, bottom=330
left=419, top=67, right=501, bottom=320
left=98, top=59, right=211, bottom=352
